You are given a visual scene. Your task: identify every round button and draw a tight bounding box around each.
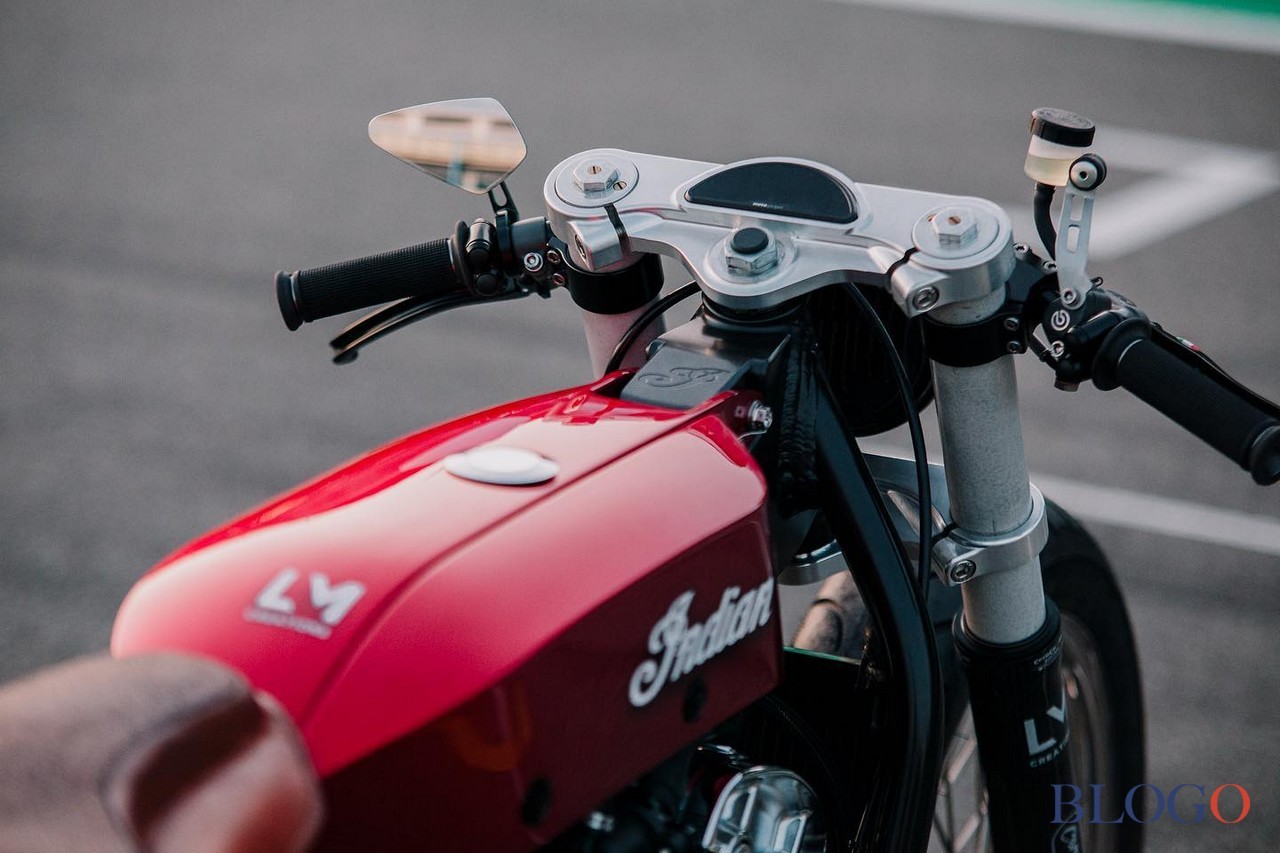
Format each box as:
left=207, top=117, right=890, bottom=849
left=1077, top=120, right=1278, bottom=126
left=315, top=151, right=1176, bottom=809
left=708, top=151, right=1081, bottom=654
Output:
left=444, top=446, right=559, bottom=486
left=730, top=227, right=769, bottom=255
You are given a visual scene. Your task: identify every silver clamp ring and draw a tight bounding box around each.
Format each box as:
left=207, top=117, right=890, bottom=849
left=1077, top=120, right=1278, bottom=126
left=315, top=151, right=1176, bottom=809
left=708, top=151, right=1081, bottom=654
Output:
left=933, top=484, right=1049, bottom=585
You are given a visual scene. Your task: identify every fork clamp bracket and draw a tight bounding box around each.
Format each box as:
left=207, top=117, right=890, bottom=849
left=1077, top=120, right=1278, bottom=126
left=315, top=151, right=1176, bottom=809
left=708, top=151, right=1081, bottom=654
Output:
left=922, top=251, right=1055, bottom=368
left=932, top=485, right=1049, bottom=586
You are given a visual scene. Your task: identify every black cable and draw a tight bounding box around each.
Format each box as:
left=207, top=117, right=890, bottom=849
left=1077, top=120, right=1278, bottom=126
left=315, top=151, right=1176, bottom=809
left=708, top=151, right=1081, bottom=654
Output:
left=841, top=283, right=934, bottom=592
left=604, top=282, right=702, bottom=374
left=1033, top=182, right=1057, bottom=260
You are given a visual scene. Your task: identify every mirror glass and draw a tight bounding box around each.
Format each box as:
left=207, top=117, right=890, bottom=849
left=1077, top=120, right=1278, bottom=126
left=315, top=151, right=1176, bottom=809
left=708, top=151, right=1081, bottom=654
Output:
left=368, top=98, right=527, bottom=194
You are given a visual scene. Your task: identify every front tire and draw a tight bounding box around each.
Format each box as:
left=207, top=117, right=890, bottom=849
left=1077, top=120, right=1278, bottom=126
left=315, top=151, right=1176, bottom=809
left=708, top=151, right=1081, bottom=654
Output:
left=792, top=500, right=1145, bottom=852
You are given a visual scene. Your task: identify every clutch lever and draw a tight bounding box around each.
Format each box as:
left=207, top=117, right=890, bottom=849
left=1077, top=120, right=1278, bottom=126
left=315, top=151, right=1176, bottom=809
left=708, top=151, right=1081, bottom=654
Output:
left=329, top=290, right=522, bottom=364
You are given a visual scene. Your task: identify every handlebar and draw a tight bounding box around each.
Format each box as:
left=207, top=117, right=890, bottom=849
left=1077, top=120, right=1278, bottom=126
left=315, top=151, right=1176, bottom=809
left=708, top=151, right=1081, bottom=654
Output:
left=1093, top=320, right=1280, bottom=485
left=276, top=235, right=463, bottom=330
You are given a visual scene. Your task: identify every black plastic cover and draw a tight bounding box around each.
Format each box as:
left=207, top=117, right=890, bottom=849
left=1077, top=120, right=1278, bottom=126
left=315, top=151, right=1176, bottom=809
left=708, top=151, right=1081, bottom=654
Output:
left=1028, top=108, right=1095, bottom=147
left=565, top=253, right=664, bottom=315
left=686, top=162, right=857, bottom=224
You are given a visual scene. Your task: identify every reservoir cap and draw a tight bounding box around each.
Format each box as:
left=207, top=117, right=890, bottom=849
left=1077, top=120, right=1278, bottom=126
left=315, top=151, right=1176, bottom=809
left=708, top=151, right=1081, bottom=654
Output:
left=1029, top=108, right=1095, bottom=148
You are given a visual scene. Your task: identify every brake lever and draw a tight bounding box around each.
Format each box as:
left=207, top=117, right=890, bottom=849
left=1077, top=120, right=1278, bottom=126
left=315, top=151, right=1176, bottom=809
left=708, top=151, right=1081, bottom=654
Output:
left=329, top=289, right=526, bottom=364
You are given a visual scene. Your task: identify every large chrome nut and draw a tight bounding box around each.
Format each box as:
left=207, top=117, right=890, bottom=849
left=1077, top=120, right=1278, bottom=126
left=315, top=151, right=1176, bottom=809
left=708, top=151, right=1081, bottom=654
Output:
left=572, top=159, right=621, bottom=193
left=724, top=227, right=779, bottom=276
left=929, top=206, right=980, bottom=248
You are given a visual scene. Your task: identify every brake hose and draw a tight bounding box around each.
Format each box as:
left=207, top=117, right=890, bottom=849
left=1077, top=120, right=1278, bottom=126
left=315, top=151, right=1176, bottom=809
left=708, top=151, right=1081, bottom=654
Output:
left=841, top=283, right=934, bottom=592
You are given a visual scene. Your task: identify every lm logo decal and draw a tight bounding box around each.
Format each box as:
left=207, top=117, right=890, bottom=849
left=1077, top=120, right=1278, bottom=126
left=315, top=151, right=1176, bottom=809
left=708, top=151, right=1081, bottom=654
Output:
left=244, top=568, right=365, bottom=639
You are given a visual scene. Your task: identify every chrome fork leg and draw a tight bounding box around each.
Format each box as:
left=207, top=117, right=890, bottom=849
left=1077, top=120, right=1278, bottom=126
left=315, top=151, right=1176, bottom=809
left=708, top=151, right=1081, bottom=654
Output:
left=931, top=356, right=1046, bottom=645
left=929, top=329, right=1077, bottom=851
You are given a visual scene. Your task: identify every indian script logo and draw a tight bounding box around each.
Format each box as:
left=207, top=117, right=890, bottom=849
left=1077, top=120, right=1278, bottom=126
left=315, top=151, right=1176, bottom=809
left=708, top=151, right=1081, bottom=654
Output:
left=629, top=578, right=775, bottom=707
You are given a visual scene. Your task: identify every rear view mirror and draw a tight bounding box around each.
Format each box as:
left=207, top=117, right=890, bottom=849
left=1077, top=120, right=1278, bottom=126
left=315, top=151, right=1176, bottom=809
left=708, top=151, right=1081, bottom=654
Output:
left=368, top=98, right=527, bottom=194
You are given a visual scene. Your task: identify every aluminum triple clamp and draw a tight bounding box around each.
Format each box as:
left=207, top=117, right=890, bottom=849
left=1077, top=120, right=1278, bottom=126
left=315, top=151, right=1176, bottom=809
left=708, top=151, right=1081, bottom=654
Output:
left=932, top=485, right=1049, bottom=586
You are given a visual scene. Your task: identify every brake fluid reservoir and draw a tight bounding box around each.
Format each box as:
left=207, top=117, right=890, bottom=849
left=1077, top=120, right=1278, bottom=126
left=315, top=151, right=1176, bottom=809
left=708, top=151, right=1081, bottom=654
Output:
left=1024, top=107, right=1095, bottom=186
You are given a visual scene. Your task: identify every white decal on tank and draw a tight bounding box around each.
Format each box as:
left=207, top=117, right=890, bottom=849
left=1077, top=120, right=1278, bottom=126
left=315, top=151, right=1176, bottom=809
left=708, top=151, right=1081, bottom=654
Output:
left=243, top=569, right=366, bottom=639
left=628, top=578, right=775, bottom=708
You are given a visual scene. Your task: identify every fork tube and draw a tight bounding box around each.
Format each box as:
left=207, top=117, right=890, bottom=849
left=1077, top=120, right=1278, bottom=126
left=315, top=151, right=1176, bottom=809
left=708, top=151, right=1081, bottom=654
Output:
left=565, top=253, right=666, bottom=376
left=580, top=301, right=665, bottom=376
left=930, top=301, right=1077, bottom=853
left=931, top=356, right=1046, bottom=643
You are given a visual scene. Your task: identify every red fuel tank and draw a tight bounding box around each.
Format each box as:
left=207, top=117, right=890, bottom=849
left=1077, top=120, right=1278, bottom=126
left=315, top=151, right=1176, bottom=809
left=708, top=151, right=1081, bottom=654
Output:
left=112, top=376, right=780, bottom=848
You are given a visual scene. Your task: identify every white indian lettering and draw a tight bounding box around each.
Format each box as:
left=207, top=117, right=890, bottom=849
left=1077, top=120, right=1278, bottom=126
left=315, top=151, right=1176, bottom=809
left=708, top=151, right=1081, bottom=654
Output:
left=628, top=578, right=775, bottom=708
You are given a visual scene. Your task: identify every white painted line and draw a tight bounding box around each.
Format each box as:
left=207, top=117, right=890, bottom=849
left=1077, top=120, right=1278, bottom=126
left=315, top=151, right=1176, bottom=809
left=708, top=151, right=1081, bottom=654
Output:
left=1006, top=127, right=1280, bottom=260
left=863, top=443, right=1280, bottom=556
left=1031, top=473, right=1280, bottom=557
left=823, top=0, right=1280, bottom=55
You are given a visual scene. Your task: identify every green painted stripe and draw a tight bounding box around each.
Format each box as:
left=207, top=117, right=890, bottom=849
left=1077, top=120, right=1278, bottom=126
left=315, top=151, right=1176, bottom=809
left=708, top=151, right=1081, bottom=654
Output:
left=1131, top=0, right=1280, bottom=18
left=828, top=0, right=1280, bottom=53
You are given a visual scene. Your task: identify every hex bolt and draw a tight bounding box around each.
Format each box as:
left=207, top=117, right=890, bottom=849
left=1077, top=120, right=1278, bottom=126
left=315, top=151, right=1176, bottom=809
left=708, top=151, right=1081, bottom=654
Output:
left=950, top=560, right=977, bottom=583
left=1014, top=243, right=1030, bottom=254
left=724, top=227, right=779, bottom=276
left=1043, top=260, right=1058, bottom=272
left=929, top=206, right=980, bottom=248
left=1062, top=288, right=1079, bottom=306
left=1003, top=317, right=1021, bottom=332
left=572, top=160, right=621, bottom=193
left=545, top=248, right=563, bottom=266
left=747, top=402, right=774, bottom=432
left=550, top=272, right=567, bottom=288
left=522, top=252, right=544, bottom=273
left=911, top=286, right=940, bottom=312
left=1006, top=341, right=1026, bottom=354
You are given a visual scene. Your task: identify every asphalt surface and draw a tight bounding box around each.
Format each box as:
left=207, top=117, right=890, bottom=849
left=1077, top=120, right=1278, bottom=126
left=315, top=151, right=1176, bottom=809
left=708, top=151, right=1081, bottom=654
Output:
left=2, top=1, right=1278, bottom=849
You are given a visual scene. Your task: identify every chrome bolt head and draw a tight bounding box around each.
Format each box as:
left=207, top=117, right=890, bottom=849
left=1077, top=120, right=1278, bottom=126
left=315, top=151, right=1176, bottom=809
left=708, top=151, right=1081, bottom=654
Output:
left=930, top=206, right=980, bottom=248
left=586, top=811, right=615, bottom=833
left=724, top=229, right=779, bottom=276
left=572, top=160, right=621, bottom=193
left=950, top=560, right=977, bottom=583
left=747, top=401, right=774, bottom=432
left=911, top=286, right=940, bottom=312
left=522, top=252, right=543, bottom=273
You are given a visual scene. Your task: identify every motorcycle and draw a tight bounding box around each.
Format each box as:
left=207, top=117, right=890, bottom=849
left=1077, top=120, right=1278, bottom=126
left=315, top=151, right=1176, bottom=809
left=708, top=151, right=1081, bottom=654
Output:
left=111, top=98, right=1280, bottom=851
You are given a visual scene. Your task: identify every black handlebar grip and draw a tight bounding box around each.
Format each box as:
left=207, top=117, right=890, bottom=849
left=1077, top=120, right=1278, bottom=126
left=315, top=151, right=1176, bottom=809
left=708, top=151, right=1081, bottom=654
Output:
left=1105, top=334, right=1280, bottom=485
left=276, top=237, right=458, bottom=330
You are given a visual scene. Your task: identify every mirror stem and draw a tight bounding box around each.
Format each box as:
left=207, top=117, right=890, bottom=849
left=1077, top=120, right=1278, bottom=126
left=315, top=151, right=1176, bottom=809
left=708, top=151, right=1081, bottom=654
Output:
left=488, top=181, right=519, bottom=219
